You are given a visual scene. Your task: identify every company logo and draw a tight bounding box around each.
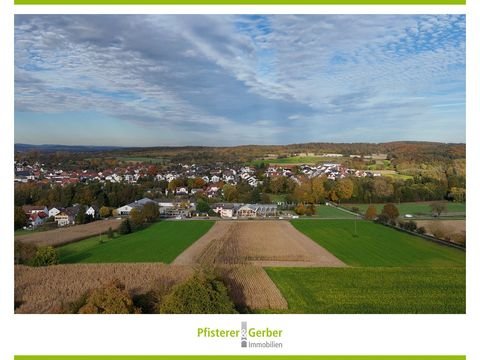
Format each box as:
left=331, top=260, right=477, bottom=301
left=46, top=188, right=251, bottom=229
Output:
left=197, top=322, right=284, bottom=349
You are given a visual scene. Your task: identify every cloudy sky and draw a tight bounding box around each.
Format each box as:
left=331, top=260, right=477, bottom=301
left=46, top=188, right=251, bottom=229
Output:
left=15, top=15, right=465, bottom=146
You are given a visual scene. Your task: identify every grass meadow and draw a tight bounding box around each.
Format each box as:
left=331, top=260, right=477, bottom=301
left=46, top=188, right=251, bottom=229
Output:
left=343, top=202, right=466, bottom=217
left=58, top=220, right=214, bottom=264
left=266, top=267, right=465, bottom=313
left=291, top=219, right=465, bottom=267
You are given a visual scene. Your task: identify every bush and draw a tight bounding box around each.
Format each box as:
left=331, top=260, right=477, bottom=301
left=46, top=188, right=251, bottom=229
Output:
left=32, top=246, right=59, bottom=267
left=77, top=279, right=140, bottom=314
left=403, top=220, right=417, bottom=232
left=159, top=275, right=237, bottom=314
left=14, top=241, right=37, bottom=265
left=294, top=204, right=306, bottom=215
left=133, top=276, right=178, bottom=314
left=416, top=226, right=426, bottom=235
left=118, top=219, right=132, bottom=235
left=374, top=213, right=389, bottom=224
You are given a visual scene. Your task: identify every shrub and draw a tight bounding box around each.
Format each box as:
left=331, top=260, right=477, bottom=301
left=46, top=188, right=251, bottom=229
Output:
left=159, top=275, right=237, bottom=314
left=416, top=226, right=426, bottom=235
left=374, top=213, right=389, bottom=224
left=77, top=279, right=140, bottom=314
left=294, top=204, right=306, bottom=215
left=32, top=246, right=59, bottom=267
left=133, top=276, right=178, bottom=314
left=403, top=220, right=417, bottom=232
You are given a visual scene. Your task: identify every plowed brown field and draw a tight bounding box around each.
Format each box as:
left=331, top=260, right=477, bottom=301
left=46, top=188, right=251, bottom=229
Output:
left=173, top=220, right=346, bottom=267
left=15, top=263, right=194, bottom=313
left=15, top=219, right=122, bottom=247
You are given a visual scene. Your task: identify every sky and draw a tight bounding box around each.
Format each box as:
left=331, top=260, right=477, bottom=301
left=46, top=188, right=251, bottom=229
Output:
left=14, top=15, right=465, bottom=147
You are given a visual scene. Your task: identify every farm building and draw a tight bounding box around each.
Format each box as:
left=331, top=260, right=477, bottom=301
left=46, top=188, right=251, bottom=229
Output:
left=237, top=204, right=277, bottom=218
left=116, top=198, right=157, bottom=216
left=214, top=203, right=277, bottom=218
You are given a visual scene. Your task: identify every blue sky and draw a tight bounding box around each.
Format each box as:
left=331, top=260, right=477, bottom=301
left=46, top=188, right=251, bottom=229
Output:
left=14, top=15, right=465, bottom=146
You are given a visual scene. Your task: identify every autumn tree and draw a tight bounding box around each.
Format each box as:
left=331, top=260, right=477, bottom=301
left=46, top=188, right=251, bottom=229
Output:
left=364, top=205, right=377, bottom=220
left=430, top=202, right=447, bottom=217
left=77, top=280, right=140, bottom=314
left=14, top=206, right=28, bottom=230
left=372, top=177, right=394, bottom=200
left=99, top=206, right=112, bottom=218
left=381, top=203, right=399, bottom=223
left=270, top=176, right=285, bottom=194
left=129, top=208, right=144, bottom=228
left=142, top=202, right=159, bottom=222
left=332, top=178, right=354, bottom=203
left=222, top=184, right=239, bottom=202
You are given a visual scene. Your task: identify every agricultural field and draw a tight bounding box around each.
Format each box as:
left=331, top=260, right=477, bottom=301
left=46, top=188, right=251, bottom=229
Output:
left=58, top=220, right=214, bottom=264
left=292, top=219, right=465, bottom=267
left=16, top=218, right=466, bottom=314
left=266, top=267, right=465, bottom=313
left=268, top=155, right=347, bottom=165
left=415, top=220, right=466, bottom=245
left=15, top=219, right=122, bottom=247
left=173, top=220, right=345, bottom=267
left=15, top=263, right=194, bottom=313
left=314, top=205, right=359, bottom=219
left=117, top=156, right=168, bottom=164
left=219, top=265, right=288, bottom=310
left=343, top=202, right=466, bottom=218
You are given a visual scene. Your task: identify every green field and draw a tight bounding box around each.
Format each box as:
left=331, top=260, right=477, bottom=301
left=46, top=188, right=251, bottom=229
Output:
left=58, top=220, right=214, bottom=264
left=343, top=202, right=466, bottom=217
left=117, top=156, right=168, bottom=164
left=314, top=205, right=359, bottom=219
left=266, top=267, right=465, bottom=314
left=268, top=156, right=347, bottom=165
left=291, top=219, right=465, bottom=267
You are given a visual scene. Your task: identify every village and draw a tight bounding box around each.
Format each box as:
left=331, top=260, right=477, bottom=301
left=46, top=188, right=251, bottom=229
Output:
left=15, top=158, right=379, bottom=229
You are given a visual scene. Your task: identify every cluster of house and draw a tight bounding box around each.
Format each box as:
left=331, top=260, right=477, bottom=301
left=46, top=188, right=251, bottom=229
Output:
left=114, top=198, right=278, bottom=219
left=14, top=161, right=258, bottom=189
left=15, top=157, right=382, bottom=195
left=21, top=204, right=98, bottom=228
left=115, top=198, right=194, bottom=218
left=298, top=164, right=380, bottom=180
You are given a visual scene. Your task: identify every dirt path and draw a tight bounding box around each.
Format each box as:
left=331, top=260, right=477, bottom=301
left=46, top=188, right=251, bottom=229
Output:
left=173, top=220, right=346, bottom=267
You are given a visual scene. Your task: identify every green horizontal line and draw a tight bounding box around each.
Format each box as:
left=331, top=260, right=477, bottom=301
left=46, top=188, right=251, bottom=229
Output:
left=14, top=0, right=466, bottom=4
left=15, top=356, right=467, bottom=360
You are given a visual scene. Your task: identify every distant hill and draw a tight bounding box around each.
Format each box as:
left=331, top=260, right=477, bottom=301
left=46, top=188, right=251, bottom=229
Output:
left=15, top=143, right=125, bottom=153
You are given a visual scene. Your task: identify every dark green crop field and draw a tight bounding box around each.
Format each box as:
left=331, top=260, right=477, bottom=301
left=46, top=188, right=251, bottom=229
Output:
left=266, top=267, right=465, bottom=314
left=291, top=219, right=465, bottom=267
left=58, top=220, right=214, bottom=264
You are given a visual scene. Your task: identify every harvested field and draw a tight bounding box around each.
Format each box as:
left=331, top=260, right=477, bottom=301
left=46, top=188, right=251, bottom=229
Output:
left=15, top=263, right=194, bottom=313
left=219, top=265, right=288, bottom=310
left=415, top=220, right=466, bottom=244
left=173, top=220, right=345, bottom=267
left=15, top=219, right=122, bottom=247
